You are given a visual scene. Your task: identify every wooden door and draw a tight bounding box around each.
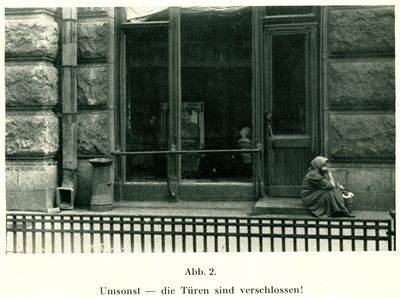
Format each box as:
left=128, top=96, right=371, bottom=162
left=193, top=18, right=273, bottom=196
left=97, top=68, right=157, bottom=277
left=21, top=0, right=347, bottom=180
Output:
left=119, top=14, right=175, bottom=201
left=264, top=24, right=318, bottom=197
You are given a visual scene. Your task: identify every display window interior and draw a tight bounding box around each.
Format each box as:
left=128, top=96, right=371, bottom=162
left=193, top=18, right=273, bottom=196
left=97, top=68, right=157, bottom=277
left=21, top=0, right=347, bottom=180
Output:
left=124, top=9, right=253, bottom=182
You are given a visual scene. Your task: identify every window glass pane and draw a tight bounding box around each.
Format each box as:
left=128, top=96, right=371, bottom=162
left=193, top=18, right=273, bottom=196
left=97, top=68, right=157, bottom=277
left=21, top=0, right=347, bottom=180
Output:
left=125, top=27, right=168, bottom=180
left=272, top=33, right=306, bottom=134
left=181, top=10, right=253, bottom=181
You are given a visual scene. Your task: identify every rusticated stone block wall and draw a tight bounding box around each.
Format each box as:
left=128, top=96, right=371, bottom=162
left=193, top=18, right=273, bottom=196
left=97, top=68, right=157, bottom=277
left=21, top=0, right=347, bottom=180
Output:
left=78, top=20, right=108, bottom=59
left=6, top=112, right=59, bottom=157
left=77, top=64, right=108, bottom=105
left=5, top=13, right=59, bottom=59
left=5, top=8, right=116, bottom=209
left=325, top=6, right=395, bottom=210
left=77, top=113, right=109, bottom=154
left=328, top=7, right=394, bottom=53
left=328, top=60, right=395, bottom=108
left=5, top=9, right=60, bottom=211
left=6, top=62, right=59, bottom=107
left=75, top=8, right=115, bottom=206
left=329, top=114, right=395, bottom=159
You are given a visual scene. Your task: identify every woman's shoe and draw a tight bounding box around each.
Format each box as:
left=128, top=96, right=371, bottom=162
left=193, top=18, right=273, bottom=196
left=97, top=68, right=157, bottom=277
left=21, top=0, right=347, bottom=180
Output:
left=342, top=212, right=356, bottom=218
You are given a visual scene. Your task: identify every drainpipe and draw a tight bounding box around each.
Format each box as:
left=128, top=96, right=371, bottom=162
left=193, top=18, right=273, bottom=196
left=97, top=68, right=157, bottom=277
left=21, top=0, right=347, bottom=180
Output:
left=56, top=8, right=78, bottom=209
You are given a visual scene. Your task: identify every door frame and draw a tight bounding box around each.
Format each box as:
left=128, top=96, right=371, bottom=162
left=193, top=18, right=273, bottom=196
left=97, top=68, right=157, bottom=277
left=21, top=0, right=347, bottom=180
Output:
left=263, top=22, right=319, bottom=197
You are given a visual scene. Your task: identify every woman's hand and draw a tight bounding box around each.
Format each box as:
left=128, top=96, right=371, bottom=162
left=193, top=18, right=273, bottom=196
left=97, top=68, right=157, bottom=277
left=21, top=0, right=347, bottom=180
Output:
left=323, top=167, right=335, bottom=187
left=321, top=166, right=329, bottom=173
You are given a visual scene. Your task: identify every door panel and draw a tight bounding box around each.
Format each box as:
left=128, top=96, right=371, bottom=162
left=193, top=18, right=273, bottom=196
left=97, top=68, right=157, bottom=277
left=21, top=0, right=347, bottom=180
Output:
left=121, top=22, right=171, bottom=200
left=269, top=147, right=311, bottom=196
left=264, top=24, right=318, bottom=197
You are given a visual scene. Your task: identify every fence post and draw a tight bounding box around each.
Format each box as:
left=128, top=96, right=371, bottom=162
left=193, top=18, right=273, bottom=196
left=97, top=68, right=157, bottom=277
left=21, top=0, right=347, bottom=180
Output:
left=390, top=210, right=396, bottom=251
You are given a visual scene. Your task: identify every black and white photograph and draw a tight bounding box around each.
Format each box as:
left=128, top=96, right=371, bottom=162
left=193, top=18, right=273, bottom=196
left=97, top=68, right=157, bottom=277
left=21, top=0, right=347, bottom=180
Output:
left=1, top=0, right=399, bottom=297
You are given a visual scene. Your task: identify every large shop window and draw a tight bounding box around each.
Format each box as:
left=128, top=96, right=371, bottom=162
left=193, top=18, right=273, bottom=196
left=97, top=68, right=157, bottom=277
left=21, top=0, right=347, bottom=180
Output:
left=180, top=10, right=252, bottom=181
left=120, top=7, right=257, bottom=201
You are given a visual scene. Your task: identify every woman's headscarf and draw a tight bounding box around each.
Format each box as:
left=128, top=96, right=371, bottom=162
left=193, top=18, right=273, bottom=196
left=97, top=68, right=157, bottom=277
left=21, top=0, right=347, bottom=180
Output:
left=310, top=156, right=328, bottom=172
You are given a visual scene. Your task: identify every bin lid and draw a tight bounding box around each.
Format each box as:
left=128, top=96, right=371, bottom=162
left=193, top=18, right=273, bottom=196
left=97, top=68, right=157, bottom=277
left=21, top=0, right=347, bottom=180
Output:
left=88, top=158, right=114, bottom=166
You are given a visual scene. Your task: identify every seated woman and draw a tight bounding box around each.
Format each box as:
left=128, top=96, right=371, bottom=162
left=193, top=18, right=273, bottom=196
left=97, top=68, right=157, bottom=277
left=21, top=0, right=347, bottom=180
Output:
left=301, top=156, right=355, bottom=218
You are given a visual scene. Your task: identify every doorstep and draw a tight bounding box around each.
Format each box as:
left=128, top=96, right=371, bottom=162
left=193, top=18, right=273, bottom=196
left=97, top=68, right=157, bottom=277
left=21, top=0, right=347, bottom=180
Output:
left=253, top=196, right=393, bottom=221
left=253, top=196, right=309, bottom=216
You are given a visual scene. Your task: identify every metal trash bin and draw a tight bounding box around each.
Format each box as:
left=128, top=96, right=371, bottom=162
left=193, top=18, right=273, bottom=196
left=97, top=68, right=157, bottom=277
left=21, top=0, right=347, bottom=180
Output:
left=89, top=158, right=114, bottom=211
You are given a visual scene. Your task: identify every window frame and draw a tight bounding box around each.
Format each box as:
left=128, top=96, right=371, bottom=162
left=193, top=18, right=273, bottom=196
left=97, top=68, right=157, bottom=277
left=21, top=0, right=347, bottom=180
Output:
left=116, top=7, right=266, bottom=201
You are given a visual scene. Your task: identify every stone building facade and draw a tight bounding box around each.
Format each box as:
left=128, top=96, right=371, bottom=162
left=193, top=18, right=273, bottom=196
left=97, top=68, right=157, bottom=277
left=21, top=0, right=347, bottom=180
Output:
left=324, top=7, right=395, bottom=210
left=5, top=7, right=395, bottom=212
left=6, top=8, right=115, bottom=210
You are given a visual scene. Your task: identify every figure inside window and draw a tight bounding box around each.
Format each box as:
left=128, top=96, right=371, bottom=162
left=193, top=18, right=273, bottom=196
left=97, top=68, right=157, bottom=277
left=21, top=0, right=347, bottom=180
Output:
left=238, top=126, right=252, bottom=165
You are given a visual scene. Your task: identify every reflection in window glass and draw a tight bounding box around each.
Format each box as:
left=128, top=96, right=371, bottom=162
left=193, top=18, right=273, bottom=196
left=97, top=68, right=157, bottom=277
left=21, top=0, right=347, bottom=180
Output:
left=272, top=34, right=306, bottom=135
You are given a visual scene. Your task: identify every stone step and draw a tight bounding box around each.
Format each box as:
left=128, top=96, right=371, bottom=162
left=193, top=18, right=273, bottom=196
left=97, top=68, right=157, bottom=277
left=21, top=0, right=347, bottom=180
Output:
left=253, top=197, right=310, bottom=216
left=252, top=197, right=393, bottom=220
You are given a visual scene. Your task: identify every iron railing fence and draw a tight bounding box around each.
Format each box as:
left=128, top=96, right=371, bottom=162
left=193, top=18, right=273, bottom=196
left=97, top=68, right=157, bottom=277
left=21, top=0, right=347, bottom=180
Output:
left=6, top=213, right=395, bottom=253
